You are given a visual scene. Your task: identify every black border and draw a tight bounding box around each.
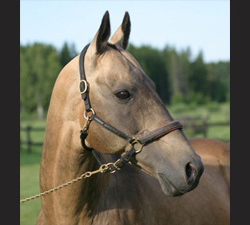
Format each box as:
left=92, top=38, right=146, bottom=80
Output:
left=230, top=1, right=249, bottom=224
left=2, top=1, right=20, bottom=224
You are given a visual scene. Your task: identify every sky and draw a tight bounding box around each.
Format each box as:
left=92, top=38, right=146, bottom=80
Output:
left=20, top=0, right=230, bottom=63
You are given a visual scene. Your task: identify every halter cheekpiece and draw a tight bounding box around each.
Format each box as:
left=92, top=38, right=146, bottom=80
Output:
left=79, top=44, right=183, bottom=172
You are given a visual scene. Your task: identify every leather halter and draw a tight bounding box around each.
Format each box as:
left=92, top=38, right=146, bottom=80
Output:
left=79, top=44, right=183, bottom=172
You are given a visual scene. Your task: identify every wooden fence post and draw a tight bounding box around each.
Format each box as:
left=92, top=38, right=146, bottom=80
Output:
left=26, top=126, right=32, bottom=153
left=202, top=119, right=208, bottom=137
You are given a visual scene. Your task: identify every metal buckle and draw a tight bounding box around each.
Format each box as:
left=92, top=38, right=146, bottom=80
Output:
left=84, top=108, right=95, bottom=120
left=80, top=80, right=88, bottom=94
left=100, top=163, right=118, bottom=174
left=130, top=138, right=144, bottom=154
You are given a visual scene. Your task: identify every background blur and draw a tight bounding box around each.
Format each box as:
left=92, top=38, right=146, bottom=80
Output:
left=20, top=1, right=230, bottom=224
left=20, top=0, right=230, bottom=119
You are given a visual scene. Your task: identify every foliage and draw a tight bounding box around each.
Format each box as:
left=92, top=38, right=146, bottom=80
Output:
left=20, top=43, right=61, bottom=118
left=59, top=42, right=78, bottom=67
left=128, top=44, right=230, bottom=106
left=206, top=61, right=230, bottom=102
left=162, top=46, right=191, bottom=103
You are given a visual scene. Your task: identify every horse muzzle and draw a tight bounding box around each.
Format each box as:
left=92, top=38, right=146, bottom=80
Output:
left=157, top=155, right=204, bottom=196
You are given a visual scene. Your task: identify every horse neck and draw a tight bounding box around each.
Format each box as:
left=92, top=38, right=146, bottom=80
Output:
left=41, top=134, right=111, bottom=223
left=39, top=57, right=112, bottom=223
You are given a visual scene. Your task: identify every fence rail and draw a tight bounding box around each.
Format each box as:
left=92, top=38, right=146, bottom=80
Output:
left=20, top=126, right=44, bottom=153
left=20, top=120, right=230, bottom=153
left=181, top=121, right=230, bottom=139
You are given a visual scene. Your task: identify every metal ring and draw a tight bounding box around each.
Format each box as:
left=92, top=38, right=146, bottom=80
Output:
left=85, top=172, right=91, bottom=178
left=107, top=162, right=118, bottom=173
left=84, top=108, right=95, bottom=120
left=80, top=80, right=88, bottom=94
left=130, top=138, right=144, bottom=154
left=100, top=164, right=109, bottom=173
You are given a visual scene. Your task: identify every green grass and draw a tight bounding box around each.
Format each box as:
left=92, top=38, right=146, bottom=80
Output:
left=20, top=146, right=42, bottom=225
left=20, top=119, right=46, bottom=224
left=20, top=102, right=230, bottom=224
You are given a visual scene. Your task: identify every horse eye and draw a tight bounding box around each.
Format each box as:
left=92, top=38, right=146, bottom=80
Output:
left=115, top=90, right=131, bottom=100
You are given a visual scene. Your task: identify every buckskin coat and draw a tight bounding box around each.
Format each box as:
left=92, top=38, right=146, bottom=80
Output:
left=36, top=11, right=230, bottom=225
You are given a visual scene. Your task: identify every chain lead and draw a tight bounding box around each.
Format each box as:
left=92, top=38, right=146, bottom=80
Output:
left=20, top=162, right=118, bottom=204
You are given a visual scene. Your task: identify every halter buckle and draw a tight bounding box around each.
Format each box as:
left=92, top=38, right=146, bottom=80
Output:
left=84, top=108, right=95, bottom=120
left=80, top=80, right=88, bottom=94
left=130, top=138, right=144, bottom=154
left=100, top=163, right=118, bottom=174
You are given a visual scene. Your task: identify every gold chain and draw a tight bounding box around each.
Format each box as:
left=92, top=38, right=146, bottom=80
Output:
left=20, top=163, right=114, bottom=204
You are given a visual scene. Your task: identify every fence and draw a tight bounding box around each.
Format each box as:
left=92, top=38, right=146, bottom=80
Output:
left=181, top=120, right=230, bottom=140
left=179, top=116, right=230, bottom=140
left=20, top=119, right=230, bottom=153
left=20, top=126, right=44, bottom=153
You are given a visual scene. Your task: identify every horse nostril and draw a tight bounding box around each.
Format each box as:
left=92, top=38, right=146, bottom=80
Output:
left=185, top=162, right=197, bottom=184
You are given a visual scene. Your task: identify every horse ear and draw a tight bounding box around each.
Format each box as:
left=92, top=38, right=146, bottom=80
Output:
left=88, top=11, right=111, bottom=55
left=109, top=11, right=131, bottom=49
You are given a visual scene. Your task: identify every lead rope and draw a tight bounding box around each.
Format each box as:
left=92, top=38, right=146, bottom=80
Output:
left=20, top=162, right=117, bottom=204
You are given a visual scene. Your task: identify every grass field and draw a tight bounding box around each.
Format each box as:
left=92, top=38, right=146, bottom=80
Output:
left=20, top=102, right=230, bottom=224
left=20, top=146, right=42, bottom=225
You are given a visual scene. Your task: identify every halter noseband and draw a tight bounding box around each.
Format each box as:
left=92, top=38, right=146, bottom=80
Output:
left=79, top=44, right=183, bottom=172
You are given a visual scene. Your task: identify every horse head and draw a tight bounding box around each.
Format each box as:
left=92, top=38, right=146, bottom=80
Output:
left=77, top=11, right=204, bottom=197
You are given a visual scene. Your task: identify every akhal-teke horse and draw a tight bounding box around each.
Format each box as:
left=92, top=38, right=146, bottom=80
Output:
left=36, top=11, right=230, bottom=225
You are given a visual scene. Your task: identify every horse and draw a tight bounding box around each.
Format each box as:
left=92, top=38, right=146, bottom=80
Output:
left=36, top=11, right=230, bottom=225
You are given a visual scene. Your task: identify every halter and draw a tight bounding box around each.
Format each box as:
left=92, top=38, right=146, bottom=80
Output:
left=79, top=44, right=183, bottom=172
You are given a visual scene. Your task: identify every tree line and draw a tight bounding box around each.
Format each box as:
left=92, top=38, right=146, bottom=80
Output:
left=20, top=42, right=230, bottom=119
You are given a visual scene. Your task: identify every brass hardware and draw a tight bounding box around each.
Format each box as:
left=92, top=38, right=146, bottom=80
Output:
left=80, top=80, right=88, bottom=94
left=81, top=117, right=91, bottom=133
left=84, top=108, right=95, bottom=120
left=130, top=138, right=144, bottom=153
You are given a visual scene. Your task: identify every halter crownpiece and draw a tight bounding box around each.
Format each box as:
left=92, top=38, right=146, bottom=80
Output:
left=79, top=44, right=183, bottom=172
